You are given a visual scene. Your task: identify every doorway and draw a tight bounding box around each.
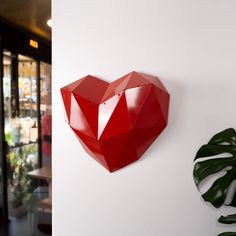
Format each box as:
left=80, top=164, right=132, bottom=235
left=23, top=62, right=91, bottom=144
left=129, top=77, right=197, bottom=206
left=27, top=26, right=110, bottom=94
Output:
left=0, top=44, right=51, bottom=228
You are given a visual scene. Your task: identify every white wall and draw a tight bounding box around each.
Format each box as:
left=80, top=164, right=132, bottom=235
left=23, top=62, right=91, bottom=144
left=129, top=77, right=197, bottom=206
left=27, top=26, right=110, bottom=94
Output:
left=53, top=0, right=236, bottom=235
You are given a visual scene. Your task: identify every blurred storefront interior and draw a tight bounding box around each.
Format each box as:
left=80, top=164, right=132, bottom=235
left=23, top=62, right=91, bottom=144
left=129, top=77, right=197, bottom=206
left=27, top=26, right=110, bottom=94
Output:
left=0, top=1, right=51, bottom=235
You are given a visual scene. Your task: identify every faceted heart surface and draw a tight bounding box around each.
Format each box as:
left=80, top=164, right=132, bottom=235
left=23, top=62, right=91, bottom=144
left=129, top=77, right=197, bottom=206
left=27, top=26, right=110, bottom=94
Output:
left=61, top=71, right=170, bottom=172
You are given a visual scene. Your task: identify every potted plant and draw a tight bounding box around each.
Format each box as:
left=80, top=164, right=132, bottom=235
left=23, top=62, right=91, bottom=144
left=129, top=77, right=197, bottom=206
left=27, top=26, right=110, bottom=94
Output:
left=7, top=144, right=38, bottom=217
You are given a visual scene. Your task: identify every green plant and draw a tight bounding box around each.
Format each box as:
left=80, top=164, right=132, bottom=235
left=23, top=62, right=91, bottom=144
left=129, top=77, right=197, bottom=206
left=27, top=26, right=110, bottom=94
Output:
left=193, top=128, right=236, bottom=236
left=8, top=144, right=38, bottom=208
left=5, top=132, right=14, bottom=146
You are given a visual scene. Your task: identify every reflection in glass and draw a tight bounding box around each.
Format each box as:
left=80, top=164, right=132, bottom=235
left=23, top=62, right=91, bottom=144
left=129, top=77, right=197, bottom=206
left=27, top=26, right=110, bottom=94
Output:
left=40, top=62, right=52, bottom=167
left=3, top=51, right=11, bottom=127
left=18, top=55, right=37, bottom=120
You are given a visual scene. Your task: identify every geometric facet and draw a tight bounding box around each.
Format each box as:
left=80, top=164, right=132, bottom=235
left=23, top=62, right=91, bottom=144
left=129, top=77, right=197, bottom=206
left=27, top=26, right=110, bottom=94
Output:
left=61, top=71, right=170, bottom=172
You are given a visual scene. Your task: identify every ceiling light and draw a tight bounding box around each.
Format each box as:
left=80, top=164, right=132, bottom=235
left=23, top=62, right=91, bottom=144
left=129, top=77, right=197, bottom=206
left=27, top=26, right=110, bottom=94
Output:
left=47, top=19, right=52, bottom=28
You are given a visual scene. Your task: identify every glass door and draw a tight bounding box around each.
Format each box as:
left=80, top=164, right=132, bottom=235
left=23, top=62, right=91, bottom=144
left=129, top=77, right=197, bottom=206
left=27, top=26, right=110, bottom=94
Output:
left=3, top=53, right=39, bottom=218
left=0, top=49, right=11, bottom=221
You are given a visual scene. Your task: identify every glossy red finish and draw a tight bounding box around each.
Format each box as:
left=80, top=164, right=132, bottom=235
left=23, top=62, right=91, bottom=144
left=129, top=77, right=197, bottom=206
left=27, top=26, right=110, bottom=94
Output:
left=61, top=71, right=170, bottom=172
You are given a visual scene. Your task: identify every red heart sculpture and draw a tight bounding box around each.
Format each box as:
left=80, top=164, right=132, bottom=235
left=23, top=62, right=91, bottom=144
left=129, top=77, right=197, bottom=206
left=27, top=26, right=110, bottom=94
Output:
left=61, top=71, right=170, bottom=172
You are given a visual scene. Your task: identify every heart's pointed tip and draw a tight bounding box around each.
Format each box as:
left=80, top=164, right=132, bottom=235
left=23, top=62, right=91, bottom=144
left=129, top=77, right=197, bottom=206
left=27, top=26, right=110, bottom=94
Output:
left=104, top=164, right=120, bottom=173
left=105, top=166, right=115, bottom=173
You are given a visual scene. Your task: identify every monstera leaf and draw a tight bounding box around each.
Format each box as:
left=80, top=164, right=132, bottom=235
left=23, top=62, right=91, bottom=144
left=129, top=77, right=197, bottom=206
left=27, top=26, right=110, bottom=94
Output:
left=219, top=214, right=236, bottom=224
left=218, top=233, right=236, bottom=236
left=193, top=128, right=236, bottom=236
